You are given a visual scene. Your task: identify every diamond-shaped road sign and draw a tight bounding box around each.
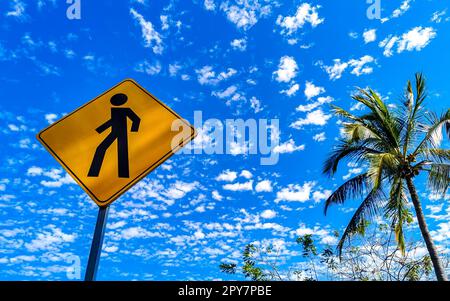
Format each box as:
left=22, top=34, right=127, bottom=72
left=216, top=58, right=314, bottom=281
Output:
left=37, top=79, right=196, bottom=207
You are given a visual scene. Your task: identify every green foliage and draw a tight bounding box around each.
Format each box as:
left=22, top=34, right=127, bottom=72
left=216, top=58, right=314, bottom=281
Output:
left=219, top=263, right=237, bottom=275
left=218, top=225, right=445, bottom=281
left=404, top=256, right=433, bottom=281
left=241, top=244, right=268, bottom=281
left=297, top=234, right=318, bottom=257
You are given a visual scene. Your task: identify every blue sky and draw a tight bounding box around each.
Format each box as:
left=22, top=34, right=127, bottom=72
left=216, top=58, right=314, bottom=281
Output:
left=0, top=0, right=449, bottom=280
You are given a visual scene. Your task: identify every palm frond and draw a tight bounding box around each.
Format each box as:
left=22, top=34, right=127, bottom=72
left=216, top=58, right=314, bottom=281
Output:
left=399, top=73, right=428, bottom=168
left=324, top=173, right=369, bottom=215
left=353, top=89, right=401, bottom=151
left=446, top=119, right=450, bottom=139
left=331, top=105, right=362, bottom=122
left=427, top=163, right=450, bottom=195
left=342, top=123, right=378, bottom=142
left=367, top=153, right=399, bottom=189
left=336, top=188, right=385, bottom=257
left=414, top=109, right=450, bottom=156
left=385, top=177, right=410, bottom=255
left=417, top=148, right=450, bottom=164
left=404, top=80, right=414, bottom=109
left=323, top=141, right=382, bottom=177
left=413, top=73, right=427, bottom=107
left=332, top=105, right=384, bottom=142
left=402, top=78, right=416, bottom=155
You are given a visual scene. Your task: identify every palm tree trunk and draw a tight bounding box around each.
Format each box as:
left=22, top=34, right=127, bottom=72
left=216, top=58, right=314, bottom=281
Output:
left=405, top=176, right=448, bottom=281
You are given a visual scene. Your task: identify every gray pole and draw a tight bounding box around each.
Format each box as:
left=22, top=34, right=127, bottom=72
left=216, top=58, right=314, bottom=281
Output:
left=85, top=205, right=109, bottom=281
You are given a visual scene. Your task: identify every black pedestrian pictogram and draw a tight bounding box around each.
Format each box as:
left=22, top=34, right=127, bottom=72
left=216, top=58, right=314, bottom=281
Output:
left=88, top=93, right=141, bottom=178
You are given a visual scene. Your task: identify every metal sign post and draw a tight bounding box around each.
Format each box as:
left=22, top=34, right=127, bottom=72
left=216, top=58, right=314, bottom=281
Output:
left=85, top=206, right=109, bottom=281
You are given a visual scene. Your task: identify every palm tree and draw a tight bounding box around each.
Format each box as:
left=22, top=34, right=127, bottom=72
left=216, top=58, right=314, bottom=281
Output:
left=323, top=73, right=449, bottom=281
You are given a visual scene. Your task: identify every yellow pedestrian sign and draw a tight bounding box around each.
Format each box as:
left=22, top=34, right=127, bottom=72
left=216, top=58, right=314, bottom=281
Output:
left=37, top=79, right=196, bottom=207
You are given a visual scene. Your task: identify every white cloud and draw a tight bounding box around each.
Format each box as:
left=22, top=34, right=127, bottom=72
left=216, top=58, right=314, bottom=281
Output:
left=273, top=139, right=305, bottom=154
left=292, top=225, right=337, bottom=245
left=18, top=138, right=33, bottom=149
left=273, top=56, right=298, bottom=83
left=221, top=3, right=256, bottom=30
left=25, top=226, right=76, bottom=252
left=379, top=36, right=399, bottom=57
left=27, top=167, right=76, bottom=188
left=130, top=8, right=164, bottom=54
left=343, top=167, right=363, bottom=180
left=255, top=180, right=273, bottom=192
left=281, top=83, right=299, bottom=96
left=195, top=205, right=206, bottom=213
left=312, top=189, right=332, bottom=203
left=134, top=60, right=161, bottom=75
left=162, top=181, right=198, bottom=199
left=320, top=59, right=348, bottom=80
left=223, top=180, right=253, bottom=192
left=168, top=63, right=181, bottom=76
left=9, top=255, right=37, bottom=263
left=363, top=29, right=377, bottom=43
left=320, top=234, right=338, bottom=245
left=348, top=32, right=358, bottom=39
left=230, top=38, right=247, bottom=51
left=6, top=0, right=26, bottom=19
left=426, top=204, right=443, bottom=214
left=196, top=66, right=237, bottom=85
left=212, top=190, right=223, bottom=201
left=243, top=222, right=289, bottom=233
left=240, top=170, right=253, bottom=179
left=250, top=96, right=262, bottom=113
left=392, top=0, right=411, bottom=18
left=7, top=124, right=20, bottom=132
left=229, top=141, right=249, bottom=155
left=379, top=27, right=436, bottom=57
left=219, top=0, right=272, bottom=30
left=430, top=10, right=448, bottom=23
left=212, top=85, right=238, bottom=99
left=104, top=245, right=119, bottom=253
left=350, top=102, right=365, bottom=111
left=290, top=109, right=332, bottom=129
left=216, top=170, right=238, bottom=182
left=40, top=173, right=76, bottom=188
left=319, top=55, right=375, bottom=80
left=304, top=81, right=325, bottom=100
left=121, top=227, right=158, bottom=240
left=348, top=55, right=375, bottom=76
left=109, top=221, right=126, bottom=230
left=428, top=193, right=449, bottom=202
left=44, top=113, right=58, bottom=124
left=160, top=15, right=169, bottom=30
left=296, top=96, right=334, bottom=112
left=193, top=230, right=206, bottom=240
left=313, top=132, right=326, bottom=142
left=430, top=221, right=450, bottom=242
left=27, top=166, right=43, bottom=176
left=276, top=3, right=324, bottom=35
left=203, top=247, right=225, bottom=257
left=260, top=209, right=276, bottom=219
left=276, top=182, right=315, bottom=203
left=204, top=0, right=216, bottom=11
left=287, top=38, right=298, bottom=45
